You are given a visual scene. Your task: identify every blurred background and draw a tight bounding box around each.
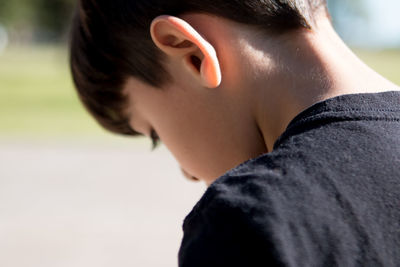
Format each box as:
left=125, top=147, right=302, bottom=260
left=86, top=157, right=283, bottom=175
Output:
left=0, top=0, right=399, bottom=266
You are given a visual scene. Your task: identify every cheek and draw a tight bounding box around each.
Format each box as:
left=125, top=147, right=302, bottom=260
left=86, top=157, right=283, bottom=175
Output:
left=143, top=96, right=207, bottom=177
left=155, top=108, right=240, bottom=182
left=156, top=116, right=218, bottom=180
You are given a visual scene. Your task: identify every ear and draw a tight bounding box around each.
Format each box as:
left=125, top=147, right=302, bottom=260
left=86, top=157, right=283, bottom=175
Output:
left=150, top=15, right=221, bottom=88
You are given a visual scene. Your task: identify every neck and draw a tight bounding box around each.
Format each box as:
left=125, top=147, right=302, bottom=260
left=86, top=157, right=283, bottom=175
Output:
left=245, top=18, right=400, bottom=151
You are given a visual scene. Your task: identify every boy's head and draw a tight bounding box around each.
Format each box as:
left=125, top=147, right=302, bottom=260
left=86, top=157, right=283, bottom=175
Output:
left=70, top=0, right=330, bottom=184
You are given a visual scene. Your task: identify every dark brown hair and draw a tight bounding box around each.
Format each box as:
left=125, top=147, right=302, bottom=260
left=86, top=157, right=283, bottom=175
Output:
left=69, top=0, right=328, bottom=136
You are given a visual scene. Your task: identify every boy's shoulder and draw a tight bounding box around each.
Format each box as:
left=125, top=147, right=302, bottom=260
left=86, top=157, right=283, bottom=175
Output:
left=179, top=148, right=397, bottom=266
left=182, top=152, right=320, bottom=230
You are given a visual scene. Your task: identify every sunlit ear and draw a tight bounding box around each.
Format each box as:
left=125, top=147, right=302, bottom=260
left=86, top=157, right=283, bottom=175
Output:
left=150, top=15, right=221, bottom=88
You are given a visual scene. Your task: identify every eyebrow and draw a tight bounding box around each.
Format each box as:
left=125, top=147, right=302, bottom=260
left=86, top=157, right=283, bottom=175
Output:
left=131, top=130, right=144, bottom=137
left=128, top=125, right=144, bottom=137
left=124, top=109, right=144, bottom=137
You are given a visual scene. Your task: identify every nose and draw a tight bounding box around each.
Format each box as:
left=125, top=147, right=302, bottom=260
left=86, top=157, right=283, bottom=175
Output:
left=180, top=168, right=200, bottom=182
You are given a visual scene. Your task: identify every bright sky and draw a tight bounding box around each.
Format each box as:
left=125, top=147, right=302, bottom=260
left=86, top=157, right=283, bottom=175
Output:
left=366, top=0, right=400, bottom=47
left=339, top=0, right=400, bottom=47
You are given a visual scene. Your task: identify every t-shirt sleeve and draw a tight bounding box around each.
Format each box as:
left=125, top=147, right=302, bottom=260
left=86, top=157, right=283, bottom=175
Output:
left=178, top=190, right=283, bottom=267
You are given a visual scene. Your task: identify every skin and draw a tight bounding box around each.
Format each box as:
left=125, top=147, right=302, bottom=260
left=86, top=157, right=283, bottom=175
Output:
left=123, top=12, right=400, bottom=186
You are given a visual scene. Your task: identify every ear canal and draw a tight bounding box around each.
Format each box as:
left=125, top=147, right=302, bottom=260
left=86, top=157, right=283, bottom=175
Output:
left=190, top=55, right=202, bottom=72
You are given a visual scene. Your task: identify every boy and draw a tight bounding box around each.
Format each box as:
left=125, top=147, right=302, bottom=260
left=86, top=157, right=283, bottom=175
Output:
left=70, top=0, right=400, bottom=266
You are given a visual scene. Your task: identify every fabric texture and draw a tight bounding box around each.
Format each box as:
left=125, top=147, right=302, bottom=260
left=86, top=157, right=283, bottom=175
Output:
left=178, top=91, right=400, bottom=267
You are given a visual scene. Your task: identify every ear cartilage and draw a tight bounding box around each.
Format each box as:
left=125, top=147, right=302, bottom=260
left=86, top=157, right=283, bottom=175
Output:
left=201, top=58, right=222, bottom=88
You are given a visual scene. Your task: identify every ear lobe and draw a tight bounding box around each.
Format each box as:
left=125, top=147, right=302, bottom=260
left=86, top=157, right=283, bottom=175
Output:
left=150, top=15, right=222, bottom=88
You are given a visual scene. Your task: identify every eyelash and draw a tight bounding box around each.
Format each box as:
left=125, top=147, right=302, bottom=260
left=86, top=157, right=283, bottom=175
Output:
left=150, top=129, right=161, bottom=150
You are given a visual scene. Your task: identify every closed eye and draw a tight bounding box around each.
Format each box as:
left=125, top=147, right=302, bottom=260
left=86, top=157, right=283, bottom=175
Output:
left=150, top=129, right=161, bottom=150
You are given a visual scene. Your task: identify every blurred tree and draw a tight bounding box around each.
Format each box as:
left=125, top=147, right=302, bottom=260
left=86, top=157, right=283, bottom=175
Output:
left=0, top=0, right=36, bottom=25
left=33, top=0, right=76, bottom=40
left=0, top=0, right=75, bottom=42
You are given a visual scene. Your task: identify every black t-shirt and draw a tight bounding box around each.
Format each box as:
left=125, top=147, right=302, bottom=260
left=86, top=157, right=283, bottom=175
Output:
left=179, top=91, right=400, bottom=267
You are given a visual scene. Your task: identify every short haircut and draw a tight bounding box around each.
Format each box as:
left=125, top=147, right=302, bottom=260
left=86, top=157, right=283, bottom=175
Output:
left=69, top=0, right=328, bottom=136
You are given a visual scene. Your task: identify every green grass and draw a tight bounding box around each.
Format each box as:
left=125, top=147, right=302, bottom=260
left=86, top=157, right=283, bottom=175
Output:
left=0, top=45, right=399, bottom=139
left=354, top=49, right=400, bottom=85
left=0, top=46, right=115, bottom=139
